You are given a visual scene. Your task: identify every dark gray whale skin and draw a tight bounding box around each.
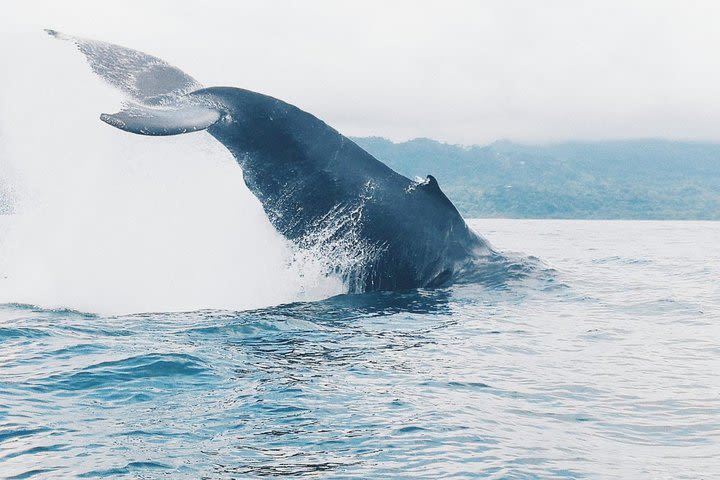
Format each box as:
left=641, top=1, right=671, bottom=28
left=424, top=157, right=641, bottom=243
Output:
left=47, top=30, right=500, bottom=292
left=192, top=87, right=494, bottom=291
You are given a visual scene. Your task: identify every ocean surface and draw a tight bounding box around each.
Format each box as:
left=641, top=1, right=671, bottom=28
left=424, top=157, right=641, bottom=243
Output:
left=0, top=219, right=718, bottom=479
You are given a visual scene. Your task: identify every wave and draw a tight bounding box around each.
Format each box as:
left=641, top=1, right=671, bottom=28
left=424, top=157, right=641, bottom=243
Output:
left=28, top=353, right=211, bottom=395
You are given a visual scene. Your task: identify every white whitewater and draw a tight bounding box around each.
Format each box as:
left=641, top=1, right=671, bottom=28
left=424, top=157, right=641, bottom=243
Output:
left=0, top=32, right=342, bottom=314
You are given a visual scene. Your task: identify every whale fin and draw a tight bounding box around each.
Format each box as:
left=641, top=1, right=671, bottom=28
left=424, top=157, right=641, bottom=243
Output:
left=419, top=175, right=442, bottom=193
left=417, top=175, right=447, bottom=198
left=418, top=175, right=459, bottom=211
left=46, top=29, right=201, bottom=104
left=100, top=102, right=222, bottom=136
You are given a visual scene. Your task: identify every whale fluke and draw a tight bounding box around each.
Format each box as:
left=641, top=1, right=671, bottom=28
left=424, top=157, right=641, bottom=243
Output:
left=100, top=102, right=222, bottom=136
left=46, top=29, right=201, bottom=105
left=47, top=29, right=221, bottom=135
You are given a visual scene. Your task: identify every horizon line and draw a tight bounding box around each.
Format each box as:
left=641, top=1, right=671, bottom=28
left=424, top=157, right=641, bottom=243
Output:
left=349, top=135, right=720, bottom=149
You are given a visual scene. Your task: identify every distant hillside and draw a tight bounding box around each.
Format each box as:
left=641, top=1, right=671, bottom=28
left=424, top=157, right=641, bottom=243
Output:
left=351, top=137, right=720, bottom=220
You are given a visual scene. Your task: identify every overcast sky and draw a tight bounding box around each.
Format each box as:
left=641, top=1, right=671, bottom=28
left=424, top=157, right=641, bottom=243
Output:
left=2, top=0, right=720, bottom=145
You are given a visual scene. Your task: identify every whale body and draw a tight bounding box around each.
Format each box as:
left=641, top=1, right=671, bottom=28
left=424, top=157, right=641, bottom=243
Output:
left=49, top=31, right=504, bottom=292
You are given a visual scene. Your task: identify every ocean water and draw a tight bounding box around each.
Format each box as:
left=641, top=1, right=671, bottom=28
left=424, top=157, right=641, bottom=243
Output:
left=0, top=218, right=718, bottom=479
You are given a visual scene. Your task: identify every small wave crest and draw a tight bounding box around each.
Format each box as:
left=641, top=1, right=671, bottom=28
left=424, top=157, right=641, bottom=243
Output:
left=28, top=353, right=210, bottom=395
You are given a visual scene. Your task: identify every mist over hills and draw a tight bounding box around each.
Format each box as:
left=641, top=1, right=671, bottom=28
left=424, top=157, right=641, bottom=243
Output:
left=1, top=136, right=718, bottom=220
left=352, top=137, right=720, bottom=220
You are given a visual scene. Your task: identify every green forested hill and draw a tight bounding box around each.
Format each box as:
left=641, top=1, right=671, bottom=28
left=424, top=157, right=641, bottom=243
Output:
left=352, top=137, right=720, bottom=220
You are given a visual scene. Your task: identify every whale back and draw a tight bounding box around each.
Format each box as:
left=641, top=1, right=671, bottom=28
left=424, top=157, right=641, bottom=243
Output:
left=195, top=87, right=488, bottom=290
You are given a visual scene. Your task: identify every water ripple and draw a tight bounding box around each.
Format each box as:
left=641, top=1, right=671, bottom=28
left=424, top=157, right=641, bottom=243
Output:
left=0, top=220, right=718, bottom=478
left=27, top=353, right=211, bottom=394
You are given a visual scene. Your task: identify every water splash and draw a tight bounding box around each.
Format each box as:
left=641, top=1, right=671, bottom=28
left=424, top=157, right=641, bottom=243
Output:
left=0, top=32, right=342, bottom=314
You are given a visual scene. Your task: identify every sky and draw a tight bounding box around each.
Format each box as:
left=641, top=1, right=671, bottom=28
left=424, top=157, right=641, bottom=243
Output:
left=2, top=0, right=720, bottom=145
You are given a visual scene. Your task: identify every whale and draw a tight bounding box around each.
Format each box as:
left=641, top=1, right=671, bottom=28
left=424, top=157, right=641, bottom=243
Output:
left=48, top=30, right=506, bottom=292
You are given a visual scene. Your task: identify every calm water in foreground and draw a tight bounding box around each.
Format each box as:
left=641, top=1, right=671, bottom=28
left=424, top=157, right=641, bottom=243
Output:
left=0, top=219, right=718, bottom=479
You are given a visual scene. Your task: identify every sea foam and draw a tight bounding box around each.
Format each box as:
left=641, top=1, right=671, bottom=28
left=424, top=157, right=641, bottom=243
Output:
left=0, top=32, right=342, bottom=314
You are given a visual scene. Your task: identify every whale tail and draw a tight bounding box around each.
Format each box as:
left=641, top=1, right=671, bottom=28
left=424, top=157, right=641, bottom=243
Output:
left=97, top=103, right=222, bottom=136
left=46, top=29, right=222, bottom=136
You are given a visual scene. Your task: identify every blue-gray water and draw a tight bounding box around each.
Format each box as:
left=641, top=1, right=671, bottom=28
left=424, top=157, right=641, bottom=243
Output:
left=0, top=219, right=718, bottom=479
